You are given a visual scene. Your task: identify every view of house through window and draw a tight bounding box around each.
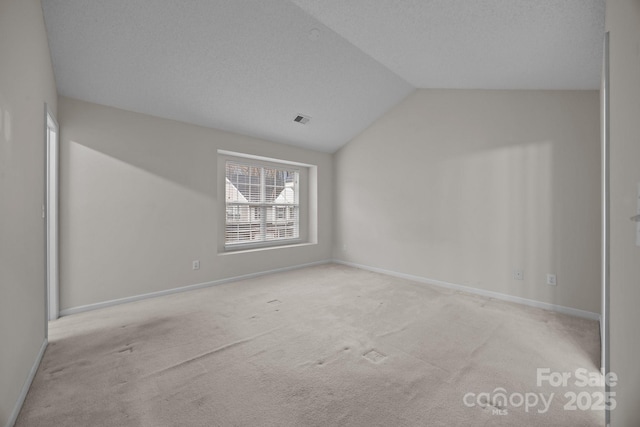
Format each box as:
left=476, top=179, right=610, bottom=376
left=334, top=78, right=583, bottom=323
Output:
left=225, top=161, right=299, bottom=247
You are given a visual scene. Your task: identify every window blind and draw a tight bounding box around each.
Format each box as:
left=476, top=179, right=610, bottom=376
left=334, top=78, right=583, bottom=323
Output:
left=225, top=161, right=299, bottom=247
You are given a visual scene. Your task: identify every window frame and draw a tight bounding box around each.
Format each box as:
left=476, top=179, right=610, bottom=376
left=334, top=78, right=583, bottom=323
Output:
left=219, top=152, right=309, bottom=252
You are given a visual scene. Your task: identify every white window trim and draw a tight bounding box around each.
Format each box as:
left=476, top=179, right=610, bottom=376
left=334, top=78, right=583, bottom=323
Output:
left=218, top=151, right=312, bottom=252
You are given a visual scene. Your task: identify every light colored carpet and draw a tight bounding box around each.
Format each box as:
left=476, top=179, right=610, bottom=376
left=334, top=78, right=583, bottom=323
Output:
left=16, top=263, right=603, bottom=426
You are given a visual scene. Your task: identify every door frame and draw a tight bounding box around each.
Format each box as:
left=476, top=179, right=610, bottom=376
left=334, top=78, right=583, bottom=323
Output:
left=45, top=104, right=59, bottom=324
left=601, top=31, right=610, bottom=426
left=601, top=32, right=610, bottom=374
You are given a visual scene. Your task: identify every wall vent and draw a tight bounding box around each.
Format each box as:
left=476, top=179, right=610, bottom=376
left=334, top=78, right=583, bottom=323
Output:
left=294, top=114, right=311, bottom=124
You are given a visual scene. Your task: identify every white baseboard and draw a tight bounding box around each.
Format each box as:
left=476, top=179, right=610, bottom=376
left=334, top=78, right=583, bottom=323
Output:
left=59, top=258, right=600, bottom=322
left=333, top=259, right=601, bottom=321
left=6, top=339, right=48, bottom=427
left=60, top=259, right=332, bottom=317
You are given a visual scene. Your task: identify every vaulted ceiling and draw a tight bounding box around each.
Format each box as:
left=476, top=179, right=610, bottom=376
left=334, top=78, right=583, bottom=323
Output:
left=42, top=0, right=605, bottom=153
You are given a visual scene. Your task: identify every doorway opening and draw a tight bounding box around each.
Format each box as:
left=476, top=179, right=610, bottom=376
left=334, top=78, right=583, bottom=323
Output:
left=46, top=104, right=59, bottom=324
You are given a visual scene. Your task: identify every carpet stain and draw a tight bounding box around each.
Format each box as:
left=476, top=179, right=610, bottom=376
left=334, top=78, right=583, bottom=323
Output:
left=363, top=349, right=387, bottom=364
left=118, top=345, right=134, bottom=354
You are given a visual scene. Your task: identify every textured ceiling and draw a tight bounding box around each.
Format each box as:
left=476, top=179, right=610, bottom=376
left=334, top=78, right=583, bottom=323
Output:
left=42, top=0, right=605, bottom=153
left=292, top=0, right=606, bottom=90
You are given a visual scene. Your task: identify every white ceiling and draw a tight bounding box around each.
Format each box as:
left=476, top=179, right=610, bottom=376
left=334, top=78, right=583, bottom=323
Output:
left=42, top=0, right=605, bottom=153
left=292, top=0, right=606, bottom=90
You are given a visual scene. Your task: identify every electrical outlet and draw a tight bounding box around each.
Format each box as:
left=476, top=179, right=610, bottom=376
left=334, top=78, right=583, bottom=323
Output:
left=513, top=270, right=524, bottom=280
left=192, top=260, right=200, bottom=270
left=547, top=274, right=557, bottom=286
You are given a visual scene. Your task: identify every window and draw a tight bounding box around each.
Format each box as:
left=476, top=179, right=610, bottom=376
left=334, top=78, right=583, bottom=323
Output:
left=225, top=160, right=299, bottom=248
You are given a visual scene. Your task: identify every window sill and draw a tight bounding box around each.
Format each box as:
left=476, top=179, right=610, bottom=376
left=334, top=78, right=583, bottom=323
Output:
left=219, top=241, right=316, bottom=256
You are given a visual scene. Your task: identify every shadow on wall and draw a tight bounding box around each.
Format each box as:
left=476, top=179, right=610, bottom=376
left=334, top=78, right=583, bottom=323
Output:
left=413, top=136, right=596, bottom=311
left=57, top=99, right=223, bottom=309
left=438, top=140, right=554, bottom=299
left=334, top=90, right=601, bottom=314
left=60, top=100, right=219, bottom=199
left=64, top=140, right=215, bottom=230
left=56, top=96, right=332, bottom=311
left=60, top=139, right=217, bottom=305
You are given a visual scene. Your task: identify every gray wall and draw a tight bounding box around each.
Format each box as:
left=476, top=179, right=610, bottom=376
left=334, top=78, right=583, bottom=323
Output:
left=58, top=97, right=332, bottom=311
left=606, top=0, right=640, bottom=425
left=334, top=89, right=601, bottom=314
left=0, top=0, right=58, bottom=425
